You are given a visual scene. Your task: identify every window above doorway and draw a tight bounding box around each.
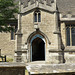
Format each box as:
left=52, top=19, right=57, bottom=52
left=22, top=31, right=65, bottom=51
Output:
left=34, top=10, right=41, bottom=23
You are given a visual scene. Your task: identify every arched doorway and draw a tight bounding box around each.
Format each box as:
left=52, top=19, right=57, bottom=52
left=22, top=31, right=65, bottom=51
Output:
left=31, top=34, right=45, bottom=61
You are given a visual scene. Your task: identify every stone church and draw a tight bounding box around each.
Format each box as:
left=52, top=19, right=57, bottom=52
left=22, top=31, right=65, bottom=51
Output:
left=14, top=0, right=75, bottom=64
left=0, top=0, right=75, bottom=65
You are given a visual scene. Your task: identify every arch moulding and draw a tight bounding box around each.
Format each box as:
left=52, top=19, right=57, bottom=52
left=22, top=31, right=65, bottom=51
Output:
left=26, top=30, right=51, bottom=44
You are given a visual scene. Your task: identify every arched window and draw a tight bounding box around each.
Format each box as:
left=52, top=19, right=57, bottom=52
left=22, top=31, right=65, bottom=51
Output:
left=34, top=10, right=41, bottom=22
left=66, top=25, right=75, bottom=46
left=38, top=13, right=41, bottom=22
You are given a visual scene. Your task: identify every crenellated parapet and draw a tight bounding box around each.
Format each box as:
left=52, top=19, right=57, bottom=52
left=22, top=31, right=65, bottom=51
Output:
left=20, top=0, right=56, bottom=13
left=21, top=0, right=54, bottom=6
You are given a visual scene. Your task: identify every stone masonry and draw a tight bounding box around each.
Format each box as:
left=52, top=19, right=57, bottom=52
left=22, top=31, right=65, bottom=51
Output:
left=15, top=0, right=62, bottom=63
left=0, top=0, right=75, bottom=64
left=0, top=0, right=75, bottom=75
left=14, top=0, right=75, bottom=64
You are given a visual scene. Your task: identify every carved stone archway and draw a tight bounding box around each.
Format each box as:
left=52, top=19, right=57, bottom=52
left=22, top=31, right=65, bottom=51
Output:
left=26, top=30, right=51, bottom=62
left=30, top=34, right=45, bottom=61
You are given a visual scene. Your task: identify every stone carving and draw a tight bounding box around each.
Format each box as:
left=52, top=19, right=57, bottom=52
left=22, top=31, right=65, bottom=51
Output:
left=38, top=0, right=44, bottom=4
left=46, top=0, right=54, bottom=6
left=21, top=0, right=55, bottom=8
left=46, top=0, right=51, bottom=6
left=21, top=0, right=55, bottom=7
left=62, top=15, right=67, bottom=18
left=23, top=0, right=28, bottom=7
left=51, top=0, right=54, bottom=3
left=30, top=0, right=35, bottom=5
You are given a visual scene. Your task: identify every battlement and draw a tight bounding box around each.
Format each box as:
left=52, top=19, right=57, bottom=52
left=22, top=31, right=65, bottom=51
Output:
left=21, top=0, right=54, bottom=7
left=20, top=0, right=56, bottom=13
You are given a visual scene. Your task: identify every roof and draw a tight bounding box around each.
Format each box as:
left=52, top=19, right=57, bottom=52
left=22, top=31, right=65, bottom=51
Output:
left=14, top=0, right=75, bottom=17
left=57, top=0, right=75, bottom=14
left=16, top=0, right=75, bottom=15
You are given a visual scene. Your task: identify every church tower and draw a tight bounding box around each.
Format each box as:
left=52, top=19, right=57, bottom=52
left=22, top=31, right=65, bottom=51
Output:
left=14, top=0, right=63, bottom=63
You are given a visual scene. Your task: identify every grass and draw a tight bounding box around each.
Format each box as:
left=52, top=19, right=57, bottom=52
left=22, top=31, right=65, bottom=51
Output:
left=6, top=58, right=13, bottom=62
left=25, top=70, right=29, bottom=75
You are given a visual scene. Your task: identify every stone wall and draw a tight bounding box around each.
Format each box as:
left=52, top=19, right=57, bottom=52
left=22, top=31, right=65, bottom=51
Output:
left=21, top=10, right=59, bottom=50
left=0, top=62, right=25, bottom=75
left=0, top=32, right=15, bottom=59
left=26, top=63, right=75, bottom=75
left=31, top=73, right=74, bottom=75
left=0, top=62, right=75, bottom=75
left=60, top=22, right=75, bottom=63
left=21, top=10, right=60, bottom=63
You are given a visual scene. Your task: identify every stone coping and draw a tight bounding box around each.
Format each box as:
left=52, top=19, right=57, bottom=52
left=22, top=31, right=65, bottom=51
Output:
left=0, top=62, right=75, bottom=74
left=26, top=63, right=75, bottom=74
left=0, top=62, right=25, bottom=68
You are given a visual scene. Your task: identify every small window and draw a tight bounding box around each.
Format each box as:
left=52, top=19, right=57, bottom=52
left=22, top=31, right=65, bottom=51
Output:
left=38, top=13, right=41, bottom=22
left=34, top=13, right=37, bottom=22
left=66, top=27, right=70, bottom=46
left=11, top=26, right=17, bottom=40
left=71, top=27, right=75, bottom=46
left=34, top=10, right=41, bottom=22
left=11, top=30, right=15, bottom=40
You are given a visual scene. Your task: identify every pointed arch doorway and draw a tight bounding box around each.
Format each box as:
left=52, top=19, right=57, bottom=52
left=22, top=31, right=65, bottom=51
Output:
left=31, top=34, right=45, bottom=61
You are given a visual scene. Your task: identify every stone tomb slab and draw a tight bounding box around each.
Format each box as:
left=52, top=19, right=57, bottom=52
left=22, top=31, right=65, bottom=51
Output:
left=26, top=63, right=75, bottom=75
left=0, top=62, right=26, bottom=75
